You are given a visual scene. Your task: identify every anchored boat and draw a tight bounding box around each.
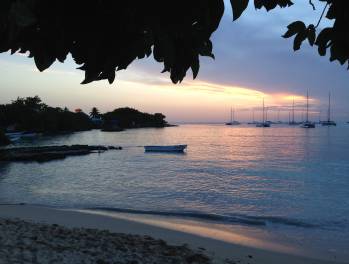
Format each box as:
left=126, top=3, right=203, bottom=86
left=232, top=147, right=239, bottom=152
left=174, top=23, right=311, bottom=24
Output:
left=144, top=145, right=187, bottom=152
left=256, top=98, right=270, bottom=127
left=301, top=89, right=315, bottom=128
left=225, top=107, right=241, bottom=126
left=321, top=92, right=336, bottom=126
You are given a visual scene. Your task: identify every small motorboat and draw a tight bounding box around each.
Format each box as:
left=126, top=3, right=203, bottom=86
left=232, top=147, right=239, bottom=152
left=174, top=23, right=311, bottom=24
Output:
left=144, top=145, right=187, bottom=152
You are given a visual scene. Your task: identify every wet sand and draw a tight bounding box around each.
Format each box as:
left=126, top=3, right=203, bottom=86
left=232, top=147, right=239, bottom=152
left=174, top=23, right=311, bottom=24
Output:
left=0, top=205, right=346, bottom=264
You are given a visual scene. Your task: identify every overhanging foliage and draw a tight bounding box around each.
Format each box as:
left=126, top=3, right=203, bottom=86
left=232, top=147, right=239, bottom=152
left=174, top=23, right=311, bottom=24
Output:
left=0, top=0, right=348, bottom=84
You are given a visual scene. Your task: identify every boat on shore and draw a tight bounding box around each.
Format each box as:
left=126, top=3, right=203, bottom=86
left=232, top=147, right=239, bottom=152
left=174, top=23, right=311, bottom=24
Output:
left=144, top=145, right=187, bottom=152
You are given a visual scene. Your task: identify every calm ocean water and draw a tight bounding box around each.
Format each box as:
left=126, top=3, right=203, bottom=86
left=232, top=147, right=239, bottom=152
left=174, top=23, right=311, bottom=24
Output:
left=1, top=124, right=349, bottom=259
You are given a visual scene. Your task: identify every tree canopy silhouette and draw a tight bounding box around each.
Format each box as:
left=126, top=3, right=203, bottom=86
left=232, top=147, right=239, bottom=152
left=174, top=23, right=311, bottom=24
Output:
left=0, top=0, right=348, bottom=84
left=90, top=107, right=101, bottom=119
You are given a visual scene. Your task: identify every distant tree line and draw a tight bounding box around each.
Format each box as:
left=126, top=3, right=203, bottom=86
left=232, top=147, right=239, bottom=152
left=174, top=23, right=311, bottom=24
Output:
left=0, top=96, right=92, bottom=133
left=0, top=96, right=169, bottom=145
left=103, top=107, right=168, bottom=131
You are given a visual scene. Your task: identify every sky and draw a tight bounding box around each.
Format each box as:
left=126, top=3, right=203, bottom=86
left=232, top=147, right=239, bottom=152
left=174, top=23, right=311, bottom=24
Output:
left=0, top=0, right=348, bottom=123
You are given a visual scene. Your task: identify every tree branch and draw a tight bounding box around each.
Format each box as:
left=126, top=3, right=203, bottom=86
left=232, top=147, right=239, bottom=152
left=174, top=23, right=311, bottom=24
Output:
left=315, top=3, right=329, bottom=28
left=309, top=0, right=316, bottom=10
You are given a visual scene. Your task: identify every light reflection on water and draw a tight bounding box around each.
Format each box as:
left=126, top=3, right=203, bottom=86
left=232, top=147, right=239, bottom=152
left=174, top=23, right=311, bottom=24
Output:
left=0, top=124, right=349, bottom=259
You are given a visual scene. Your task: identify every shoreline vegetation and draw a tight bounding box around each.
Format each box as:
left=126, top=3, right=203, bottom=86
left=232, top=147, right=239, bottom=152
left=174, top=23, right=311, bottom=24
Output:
left=0, top=205, right=341, bottom=264
left=0, top=145, right=122, bottom=162
left=0, top=96, right=173, bottom=145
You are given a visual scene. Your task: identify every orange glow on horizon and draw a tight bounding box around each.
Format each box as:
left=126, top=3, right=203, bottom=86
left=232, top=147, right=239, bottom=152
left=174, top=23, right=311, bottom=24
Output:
left=149, top=80, right=314, bottom=109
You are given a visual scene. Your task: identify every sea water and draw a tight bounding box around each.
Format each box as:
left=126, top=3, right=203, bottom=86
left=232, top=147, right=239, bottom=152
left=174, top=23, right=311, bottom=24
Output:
left=0, top=124, right=348, bottom=260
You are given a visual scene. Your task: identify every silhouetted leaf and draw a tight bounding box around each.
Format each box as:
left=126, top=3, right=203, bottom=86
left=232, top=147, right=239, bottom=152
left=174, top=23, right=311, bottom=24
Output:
left=34, top=53, right=56, bottom=72
left=0, top=0, right=348, bottom=85
left=282, top=21, right=306, bottom=38
left=254, top=0, right=293, bottom=11
left=326, top=4, right=335, bottom=20
left=315, top=27, right=333, bottom=56
left=11, top=0, right=37, bottom=27
left=293, top=30, right=307, bottom=51
left=307, top=25, right=316, bottom=46
left=230, top=0, right=249, bottom=21
left=191, top=56, right=200, bottom=79
left=108, top=70, right=115, bottom=84
left=283, top=21, right=306, bottom=38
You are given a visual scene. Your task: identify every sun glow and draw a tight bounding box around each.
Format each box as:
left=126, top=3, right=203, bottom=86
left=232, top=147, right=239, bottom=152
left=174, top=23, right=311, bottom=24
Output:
left=127, top=80, right=312, bottom=122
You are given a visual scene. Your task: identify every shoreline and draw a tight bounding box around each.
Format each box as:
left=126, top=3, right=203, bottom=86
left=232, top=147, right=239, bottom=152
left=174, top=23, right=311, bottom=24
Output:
left=0, top=204, right=346, bottom=264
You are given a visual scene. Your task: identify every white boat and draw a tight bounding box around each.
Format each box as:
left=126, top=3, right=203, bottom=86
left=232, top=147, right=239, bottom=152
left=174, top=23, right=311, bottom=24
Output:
left=144, top=145, right=187, bottom=152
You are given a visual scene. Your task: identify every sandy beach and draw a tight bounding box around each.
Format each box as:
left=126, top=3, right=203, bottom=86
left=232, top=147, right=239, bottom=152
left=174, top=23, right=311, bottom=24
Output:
left=0, top=204, right=345, bottom=264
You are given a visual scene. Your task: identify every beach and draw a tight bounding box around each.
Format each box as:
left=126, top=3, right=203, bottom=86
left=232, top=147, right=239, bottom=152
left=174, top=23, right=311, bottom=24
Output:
left=0, top=204, right=345, bottom=264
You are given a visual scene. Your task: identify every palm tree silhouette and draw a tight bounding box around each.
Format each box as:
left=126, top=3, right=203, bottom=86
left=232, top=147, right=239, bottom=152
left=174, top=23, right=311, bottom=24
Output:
left=90, top=107, right=100, bottom=119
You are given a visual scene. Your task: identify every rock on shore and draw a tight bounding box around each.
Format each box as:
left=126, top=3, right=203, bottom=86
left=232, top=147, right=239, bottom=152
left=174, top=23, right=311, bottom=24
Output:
left=0, top=219, right=214, bottom=264
left=0, top=145, right=122, bottom=162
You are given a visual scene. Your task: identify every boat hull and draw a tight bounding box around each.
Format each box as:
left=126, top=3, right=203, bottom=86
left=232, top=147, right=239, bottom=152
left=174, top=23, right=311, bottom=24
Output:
left=256, top=123, right=270, bottom=127
left=301, top=122, right=316, bottom=128
left=225, top=121, right=241, bottom=126
left=321, top=121, right=336, bottom=126
left=144, top=145, right=187, bottom=152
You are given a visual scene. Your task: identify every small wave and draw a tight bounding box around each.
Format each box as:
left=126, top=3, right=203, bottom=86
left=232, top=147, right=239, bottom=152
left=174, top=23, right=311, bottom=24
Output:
left=85, top=207, right=320, bottom=228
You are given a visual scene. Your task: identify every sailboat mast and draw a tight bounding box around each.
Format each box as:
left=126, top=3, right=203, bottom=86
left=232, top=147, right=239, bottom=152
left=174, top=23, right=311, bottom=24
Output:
left=292, top=98, right=295, bottom=123
left=306, top=90, right=309, bottom=122
left=327, top=92, right=331, bottom=122
left=230, top=107, right=233, bottom=123
left=252, top=109, right=255, bottom=123
left=233, top=107, right=235, bottom=122
left=262, top=98, right=265, bottom=123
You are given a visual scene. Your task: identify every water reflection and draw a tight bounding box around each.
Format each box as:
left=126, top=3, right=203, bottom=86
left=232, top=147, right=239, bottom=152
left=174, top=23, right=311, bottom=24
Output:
left=0, top=125, right=348, bottom=257
left=0, top=162, right=11, bottom=178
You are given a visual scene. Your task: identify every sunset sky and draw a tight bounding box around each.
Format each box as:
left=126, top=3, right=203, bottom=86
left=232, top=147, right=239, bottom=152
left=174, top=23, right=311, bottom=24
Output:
left=1, top=0, right=348, bottom=123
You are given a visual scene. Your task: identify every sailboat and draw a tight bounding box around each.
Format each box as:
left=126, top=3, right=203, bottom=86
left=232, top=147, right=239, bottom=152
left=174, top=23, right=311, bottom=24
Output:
left=256, top=98, right=270, bottom=127
left=225, top=107, right=240, bottom=126
left=320, top=92, right=336, bottom=126
left=276, top=109, right=282, bottom=124
left=247, top=108, right=257, bottom=124
left=301, top=90, right=315, bottom=128
left=289, top=97, right=298, bottom=125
